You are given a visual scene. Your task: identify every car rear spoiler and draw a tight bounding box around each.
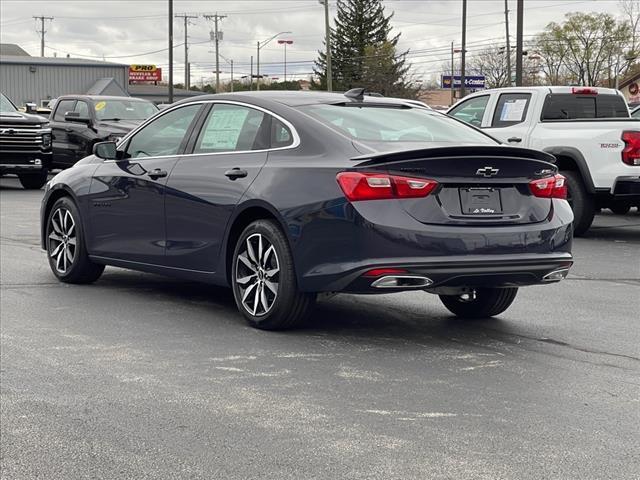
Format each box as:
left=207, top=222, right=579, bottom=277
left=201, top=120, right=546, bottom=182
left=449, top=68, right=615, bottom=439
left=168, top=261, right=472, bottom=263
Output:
left=351, top=145, right=557, bottom=166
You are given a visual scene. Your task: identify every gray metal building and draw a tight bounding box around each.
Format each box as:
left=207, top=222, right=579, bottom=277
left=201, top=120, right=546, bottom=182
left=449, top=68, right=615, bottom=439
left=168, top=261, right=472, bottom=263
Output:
left=0, top=55, right=129, bottom=107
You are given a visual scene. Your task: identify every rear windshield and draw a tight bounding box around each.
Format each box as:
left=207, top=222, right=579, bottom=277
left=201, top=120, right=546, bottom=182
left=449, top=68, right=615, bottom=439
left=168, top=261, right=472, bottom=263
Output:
left=299, top=104, right=497, bottom=144
left=0, top=93, right=17, bottom=113
left=541, top=94, right=629, bottom=120
left=94, top=99, right=158, bottom=121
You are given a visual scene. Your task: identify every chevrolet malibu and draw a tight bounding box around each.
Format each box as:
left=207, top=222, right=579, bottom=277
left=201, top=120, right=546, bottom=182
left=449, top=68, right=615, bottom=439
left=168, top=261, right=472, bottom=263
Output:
left=40, top=90, right=574, bottom=330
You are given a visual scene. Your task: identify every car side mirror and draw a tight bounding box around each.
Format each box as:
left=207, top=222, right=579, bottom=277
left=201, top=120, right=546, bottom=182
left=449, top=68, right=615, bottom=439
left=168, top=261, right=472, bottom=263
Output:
left=93, top=141, right=118, bottom=160
left=65, top=111, right=92, bottom=124
left=25, top=102, right=37, bottom=114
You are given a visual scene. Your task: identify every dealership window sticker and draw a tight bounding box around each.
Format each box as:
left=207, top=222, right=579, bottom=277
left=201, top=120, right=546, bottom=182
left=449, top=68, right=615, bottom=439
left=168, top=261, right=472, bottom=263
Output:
left=500, top=99, right=527, bottom=122
left=200, top=108, right=249, bottom=150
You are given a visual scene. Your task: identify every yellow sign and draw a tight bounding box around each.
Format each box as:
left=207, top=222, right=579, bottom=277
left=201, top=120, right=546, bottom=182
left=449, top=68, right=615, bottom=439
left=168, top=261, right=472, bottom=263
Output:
left=95, top=101, right=106, bottom=111
left=130, top=65, right=157, bottom=72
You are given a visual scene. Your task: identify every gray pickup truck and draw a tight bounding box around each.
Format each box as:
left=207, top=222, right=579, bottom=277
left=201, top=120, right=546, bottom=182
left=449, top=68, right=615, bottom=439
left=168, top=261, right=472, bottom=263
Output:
left=0, top=92, right=53, bottom=189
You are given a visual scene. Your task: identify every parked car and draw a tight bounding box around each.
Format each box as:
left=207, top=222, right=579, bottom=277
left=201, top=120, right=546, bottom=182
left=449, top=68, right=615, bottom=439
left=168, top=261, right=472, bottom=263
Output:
left=0, top=92, right=52, bottom=189
left=40, top=90, right=573, bottom=330
left=49, top=95, right=158, bottom=169
left=448, top=86, right=640, bottom=233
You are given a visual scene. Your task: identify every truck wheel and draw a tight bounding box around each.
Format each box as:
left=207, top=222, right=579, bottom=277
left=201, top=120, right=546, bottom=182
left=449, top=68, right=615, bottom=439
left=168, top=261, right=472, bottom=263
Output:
left=609, top=203, right=631, bottom=215
left=18, top=171, right=48, bottom=190
left=562, top=170, right=595, bottom=236
left=439, top=287, right=518, bottom=318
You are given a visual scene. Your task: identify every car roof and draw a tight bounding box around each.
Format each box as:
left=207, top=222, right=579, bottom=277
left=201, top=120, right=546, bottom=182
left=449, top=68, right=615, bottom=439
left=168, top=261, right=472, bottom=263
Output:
left=173, top=90, right=424, bottom=108
left=55, top=95, right=151, bottom=102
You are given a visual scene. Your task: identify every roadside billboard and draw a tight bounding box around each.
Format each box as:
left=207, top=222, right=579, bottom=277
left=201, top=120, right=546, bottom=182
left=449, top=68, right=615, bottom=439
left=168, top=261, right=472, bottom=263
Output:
left=441, top=75, right=486, bottom=89
left=129, top=65, right=162, bottom=82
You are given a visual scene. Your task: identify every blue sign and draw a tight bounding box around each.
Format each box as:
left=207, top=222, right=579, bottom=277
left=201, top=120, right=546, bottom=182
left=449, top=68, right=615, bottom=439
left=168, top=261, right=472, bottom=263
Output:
left=441, top=75, right=486, bottom=89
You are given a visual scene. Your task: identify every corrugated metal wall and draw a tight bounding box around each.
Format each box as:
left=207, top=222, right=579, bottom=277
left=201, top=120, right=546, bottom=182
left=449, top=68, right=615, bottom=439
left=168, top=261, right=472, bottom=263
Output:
left=0, top=63, right=128, bottom=106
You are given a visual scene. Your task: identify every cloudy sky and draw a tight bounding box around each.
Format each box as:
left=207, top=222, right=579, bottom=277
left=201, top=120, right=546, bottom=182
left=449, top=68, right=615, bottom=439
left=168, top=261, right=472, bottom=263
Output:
left=0, top=0, right=623, bottom=86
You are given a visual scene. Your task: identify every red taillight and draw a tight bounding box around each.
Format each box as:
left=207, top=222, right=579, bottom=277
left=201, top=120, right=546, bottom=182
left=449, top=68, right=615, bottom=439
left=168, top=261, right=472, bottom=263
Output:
left=529, top=174, right=567, bottom=199
left=336, top=172, right=438, bottom=202
left=571, top=87, right=598, bottom=95
left=362, top=268, right=408, bottom=277
left=622, top=131, right=640, bottom=166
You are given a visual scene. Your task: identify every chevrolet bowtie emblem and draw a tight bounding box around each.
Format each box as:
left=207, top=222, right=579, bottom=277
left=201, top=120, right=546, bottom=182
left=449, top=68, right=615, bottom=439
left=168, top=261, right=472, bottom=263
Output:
left=476, top=166, right=500, bottom=177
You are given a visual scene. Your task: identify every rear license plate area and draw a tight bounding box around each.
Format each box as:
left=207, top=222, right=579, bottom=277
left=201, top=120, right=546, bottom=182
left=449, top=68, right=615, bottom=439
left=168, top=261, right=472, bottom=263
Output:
left=459, top=187, right=503, bottom=215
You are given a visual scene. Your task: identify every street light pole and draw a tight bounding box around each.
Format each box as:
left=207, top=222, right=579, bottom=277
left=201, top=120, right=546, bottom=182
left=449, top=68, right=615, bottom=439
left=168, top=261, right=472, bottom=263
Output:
left=168, top=0, right=174, bottom=103
left=278, top=39, right=293, bottom=82
left=460, top=0, right=467, bottom=98
left=256, top=31, right=292, bottom=91
left=321, top=0, right=333, bottom=91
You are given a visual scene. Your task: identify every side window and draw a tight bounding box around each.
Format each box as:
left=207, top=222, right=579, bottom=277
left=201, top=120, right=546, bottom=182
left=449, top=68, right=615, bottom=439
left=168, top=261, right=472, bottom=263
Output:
left=126, top=104, right=200, bottom=159
left=75, top=101, right=90, bottom=118
left=194, top=104, right=267, bottom=153
left=449, top=95, right=489, bottom=127
left=491, top=93, right=532, bottom=128
left=53, top=100, right=76, bottom=122
left=271, top=117, right=293, bottom=148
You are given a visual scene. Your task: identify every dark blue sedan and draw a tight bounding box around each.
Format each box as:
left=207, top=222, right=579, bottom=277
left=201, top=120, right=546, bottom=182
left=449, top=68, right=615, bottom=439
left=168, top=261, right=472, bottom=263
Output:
left=40, top=90, right=573, bottom=330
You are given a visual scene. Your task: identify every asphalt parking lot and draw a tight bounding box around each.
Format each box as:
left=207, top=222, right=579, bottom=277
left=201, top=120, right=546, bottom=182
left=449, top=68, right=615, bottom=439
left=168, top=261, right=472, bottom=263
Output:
left=1, top=176, right=638, bottom=480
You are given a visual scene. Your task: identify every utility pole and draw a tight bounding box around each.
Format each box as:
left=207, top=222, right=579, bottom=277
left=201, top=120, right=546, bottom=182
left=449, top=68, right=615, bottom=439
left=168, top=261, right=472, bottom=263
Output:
left=256, top=31, right=291, bottom=91
left=168, top=0, right=174, bottom=103
left=203, top=13, right=227, bottom=93
left=504, top=0, right=511, bottom=86
left=320, top=0, right=333, bottom=91
left=451, top=42, right=455, bottom=105
left=250, top=55, right=253, bottom=91
left=33, top=16, right=54, bottom=57
left=230, top=59, right=234, bottom=92
left=460, top=0, right=467, bottom=98
left=515, top=0, right=524, bottom=86
left=175, top=13, right=198, bottom=90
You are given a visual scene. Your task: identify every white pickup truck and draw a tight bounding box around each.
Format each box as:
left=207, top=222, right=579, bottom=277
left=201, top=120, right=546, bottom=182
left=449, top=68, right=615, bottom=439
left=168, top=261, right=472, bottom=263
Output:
left=447, top=86, right=640, bottom=235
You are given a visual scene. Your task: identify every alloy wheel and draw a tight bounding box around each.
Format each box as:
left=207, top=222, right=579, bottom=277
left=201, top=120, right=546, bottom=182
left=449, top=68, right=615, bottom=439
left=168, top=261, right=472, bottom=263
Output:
left=235, top=233, right=280, bottom=317
left=48, top=208, right=76, bottom=274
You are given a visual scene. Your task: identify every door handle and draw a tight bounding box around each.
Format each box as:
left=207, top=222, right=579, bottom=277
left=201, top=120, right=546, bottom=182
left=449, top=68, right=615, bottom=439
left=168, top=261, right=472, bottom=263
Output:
left=507, top=137, right=522, bottom=143
left=147, top=168, right=168, bottom=179
left=224, top=168, right=248, bottom=180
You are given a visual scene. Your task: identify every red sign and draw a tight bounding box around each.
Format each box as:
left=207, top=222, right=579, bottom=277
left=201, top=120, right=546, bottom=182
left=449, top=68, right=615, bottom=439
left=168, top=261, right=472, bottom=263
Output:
left=128, top=65, right=162, bottom=82
left=630, top=82, right=638, bottom=96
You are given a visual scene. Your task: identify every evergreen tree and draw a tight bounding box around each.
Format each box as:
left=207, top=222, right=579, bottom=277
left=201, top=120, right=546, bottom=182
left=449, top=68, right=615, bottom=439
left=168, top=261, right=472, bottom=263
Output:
left=313, top=0, right=415, bottom=97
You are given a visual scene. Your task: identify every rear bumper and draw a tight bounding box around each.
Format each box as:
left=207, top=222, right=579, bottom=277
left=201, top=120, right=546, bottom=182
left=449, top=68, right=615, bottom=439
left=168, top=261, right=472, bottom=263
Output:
left=291, top=199, right=573, bottom=293
left=612, top=176, right=640, bottom=202
left=337, top=254, right=573, bottom=293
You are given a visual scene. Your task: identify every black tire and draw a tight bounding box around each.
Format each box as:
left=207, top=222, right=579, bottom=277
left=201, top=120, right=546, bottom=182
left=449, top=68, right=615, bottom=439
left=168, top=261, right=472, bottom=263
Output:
left=46, top=197, right=104, bottom=284
left=609, top=203, right=631, bottom=215
left=562, top=170, right=595, bottom=236
left=439, top=287, right=518, bottom=319
left=231, top=219, right=315, bottom=330
left=18, top=171, right=48, bottom=190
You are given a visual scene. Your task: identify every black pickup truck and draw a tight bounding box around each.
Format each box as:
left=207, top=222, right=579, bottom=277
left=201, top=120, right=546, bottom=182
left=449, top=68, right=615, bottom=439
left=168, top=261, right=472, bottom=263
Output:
left=49, top=95, right=158, bottom=169
left=0, top=93, right=53, bottom=189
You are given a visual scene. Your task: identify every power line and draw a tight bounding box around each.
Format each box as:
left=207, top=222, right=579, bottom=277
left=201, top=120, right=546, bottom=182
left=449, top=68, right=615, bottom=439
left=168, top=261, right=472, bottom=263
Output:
left=175, top=13, right=199, bottom=90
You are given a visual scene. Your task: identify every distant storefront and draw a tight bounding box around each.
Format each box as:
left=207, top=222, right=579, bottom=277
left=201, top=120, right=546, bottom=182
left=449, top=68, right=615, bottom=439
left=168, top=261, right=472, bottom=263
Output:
left=619, top=73, right=640, bottom=105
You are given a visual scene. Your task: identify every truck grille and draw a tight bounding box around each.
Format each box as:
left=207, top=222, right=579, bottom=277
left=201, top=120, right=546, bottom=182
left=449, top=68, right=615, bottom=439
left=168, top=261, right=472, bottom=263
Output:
left=0, top=124, right=50, bottom=151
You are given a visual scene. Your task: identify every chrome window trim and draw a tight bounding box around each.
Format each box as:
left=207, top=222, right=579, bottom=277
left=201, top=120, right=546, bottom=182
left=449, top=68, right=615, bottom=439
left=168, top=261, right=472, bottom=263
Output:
left=107, top=99, right=300, bottom=163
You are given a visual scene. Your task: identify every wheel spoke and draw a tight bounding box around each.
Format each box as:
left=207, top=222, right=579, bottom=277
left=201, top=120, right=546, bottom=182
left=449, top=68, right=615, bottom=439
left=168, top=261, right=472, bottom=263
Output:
left=237, top=274, right=257, bottom=285
left=265, top=280, right=278, bottom=295
left=67, top=222, right=75, bottom=236
left=238, top=253, right=257, bottom=272
left=241, top=282, right=257, bottom=303
left=65, top=246, right=74, bottom=264
left=51, top=217, right=63, bottom=235
left=257, top=234, right=264, bottom=265
left=260, top=284, right=269, bottom=312
left=62, top=246, right=68, bottom=271
left=57, top=209, right=65, bottom=234
left=50, top=242, right=63, bottom=258
left=56, top=249, right=64, bottom=271
left=265, top=267, right=279, bottom=279
left=67, top=237, right=76, bottom=246
left=246, top=237, right=258, bottom=264
left=49, top=232, right=63, bottom=242
left=262, top=245, right=274, bottom=268
left=252, top=283, right=261, bottom=315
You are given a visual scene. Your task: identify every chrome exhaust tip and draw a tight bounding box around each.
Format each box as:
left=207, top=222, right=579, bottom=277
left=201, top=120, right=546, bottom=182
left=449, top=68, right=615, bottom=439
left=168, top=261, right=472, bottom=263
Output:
left=542, top=268, right=570, bottom=282
left=371, top=275, right=433, bottom=289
